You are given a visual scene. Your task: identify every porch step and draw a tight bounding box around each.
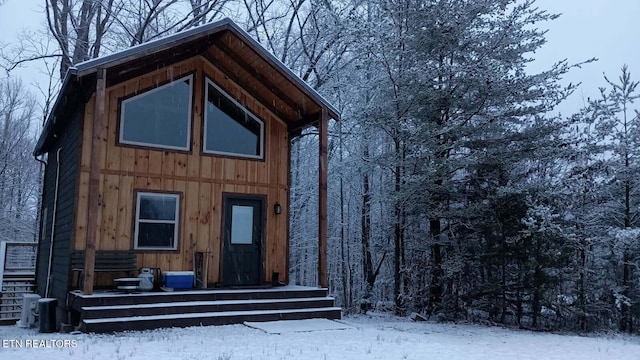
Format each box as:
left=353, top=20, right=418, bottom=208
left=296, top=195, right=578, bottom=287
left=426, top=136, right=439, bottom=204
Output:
left=69, top=286, right=330, bottom=307
left=81, top=307, right=342, bottom=333
left=70, top=286, right=342, bottom=333
left=81, top=297, right=336, bottom=319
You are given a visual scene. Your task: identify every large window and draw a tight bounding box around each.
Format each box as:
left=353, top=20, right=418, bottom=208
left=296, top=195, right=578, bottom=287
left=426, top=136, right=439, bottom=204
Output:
left=204, top=78, right=264, bottom=159
left=120, top=75, right=193, bottom=151
left=134, top=192, right=180, bottom=250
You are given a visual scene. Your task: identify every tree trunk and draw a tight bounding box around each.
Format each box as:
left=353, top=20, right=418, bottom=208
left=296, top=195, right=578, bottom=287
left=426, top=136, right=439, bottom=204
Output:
left=429, top=219, right=442, bottom=315
left=578, top=238, right=587, bottom=331
left=393, top=138, right=405, bottom=315
left=338, top=118, right=351, bottom=310
left=621, top=248, right=631, bottom=332
left=361, top=135, right=375, bottom=312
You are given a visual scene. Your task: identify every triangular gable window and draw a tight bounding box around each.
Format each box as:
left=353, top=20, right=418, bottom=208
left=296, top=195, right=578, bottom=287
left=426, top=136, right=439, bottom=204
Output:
left=119, top=75, right=193, bottom=151
left=203, top=78, right=264, bottom=159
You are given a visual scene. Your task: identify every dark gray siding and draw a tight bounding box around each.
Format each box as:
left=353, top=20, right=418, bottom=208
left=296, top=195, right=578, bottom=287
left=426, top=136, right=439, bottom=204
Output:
left=36, top=105, right=82, bottom=311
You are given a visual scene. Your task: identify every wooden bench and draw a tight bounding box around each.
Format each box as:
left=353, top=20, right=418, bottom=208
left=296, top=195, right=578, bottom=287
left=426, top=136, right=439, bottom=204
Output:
left=70, top=250, right=138, bottom=289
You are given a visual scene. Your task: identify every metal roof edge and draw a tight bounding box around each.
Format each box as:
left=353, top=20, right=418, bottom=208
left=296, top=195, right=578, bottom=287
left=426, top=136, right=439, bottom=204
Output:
left=224, top=21, right=341, bottom=121
left=74, top=18, right=233, bottom=77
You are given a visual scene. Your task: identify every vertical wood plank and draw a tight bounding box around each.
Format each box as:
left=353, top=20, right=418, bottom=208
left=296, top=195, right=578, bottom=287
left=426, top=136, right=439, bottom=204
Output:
left=224, top=158, right=235, bottom=181
left=79, top=97, right=95, bottom=172
left=236, top=159, right=247, bottom=182
left=162, top=151, right=175, bottom=176
left=268, top=119, right=279, bottom=185
left=174, top=180, right=188, bottom=273
left=160, top=178, right=176, bottom=271
left=200, top=156, right=212, bottom=179
left=135, top=149, right=149, bottom=173
left=266, top=187, right=278, bottom=282
left=185, top=181, right=200, bottom=272
left=189, top=58, right=203, bottom=179
left=121, top=148, right=135, bottom=173
left=197, top=180, right=211, bottom=286
left=212, top=157, right=222, bottom=180
left=210, top=183, right=221, bottom=284
left=279, top=126, right=289, bottom=186
left=100, top=174, right=120, bottom=251
left=175, top=153, right=188, bottom=177
left=147, top=176, right=162, bottom=191
left=280, top=187, right=289, bottom=283
left=148, top=151, right=162, bottom=175
left=116, top=176, right=134, bottom=251
left=74, top=172, right=89, bottom=250
left=83, top=68, right=107, bottom=295
left=105, top=87, right=123, bottom=171
left=256, top=157, right=268, bottom=184
left=134, top=176, right=147, bottom=268
left=247, top=161, right=258, bottom=184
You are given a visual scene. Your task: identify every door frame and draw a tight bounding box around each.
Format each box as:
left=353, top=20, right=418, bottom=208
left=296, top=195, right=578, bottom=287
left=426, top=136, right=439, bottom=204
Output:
left=219, top=192, right=266, bottom=286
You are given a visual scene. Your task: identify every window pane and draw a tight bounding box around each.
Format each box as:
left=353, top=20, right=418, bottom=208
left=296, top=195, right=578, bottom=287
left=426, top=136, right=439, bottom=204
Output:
left=139, top=195, right=177, bottom=220
left=121, top=78, right=191, bottom=149
left=205, top=83, right=262, bottom=157
left=137, top=223, right=176, bottom=248
left=231, top=205, right=253, bottom=244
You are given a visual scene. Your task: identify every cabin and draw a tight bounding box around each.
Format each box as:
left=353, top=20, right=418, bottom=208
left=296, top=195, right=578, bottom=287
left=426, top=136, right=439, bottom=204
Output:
left=32, top=18, right=339, bottom=332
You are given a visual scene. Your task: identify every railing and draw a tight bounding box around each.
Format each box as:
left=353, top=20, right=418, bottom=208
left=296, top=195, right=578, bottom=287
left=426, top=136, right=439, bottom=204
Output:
left=0, top=241, right=37, bottom=321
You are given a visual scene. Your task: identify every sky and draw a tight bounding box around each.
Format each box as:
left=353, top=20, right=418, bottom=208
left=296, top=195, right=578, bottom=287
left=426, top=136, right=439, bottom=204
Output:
left=531, top=0, right=640, bottom=116
left=1, top=0, right=639, bottom=118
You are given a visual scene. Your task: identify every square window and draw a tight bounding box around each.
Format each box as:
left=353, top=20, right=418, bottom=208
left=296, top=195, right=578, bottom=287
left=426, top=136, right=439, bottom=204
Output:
left=120, top=75, right=193, bottom=150
left=204, top=78, right=264, bottom=159
left=134, top=192, right=180, bottom=250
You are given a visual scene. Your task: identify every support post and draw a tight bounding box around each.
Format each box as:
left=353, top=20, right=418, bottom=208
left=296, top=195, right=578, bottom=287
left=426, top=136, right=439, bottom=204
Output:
left=318, top=108, right=328, bottom=288
left=83, top=68, right=107, bottom=295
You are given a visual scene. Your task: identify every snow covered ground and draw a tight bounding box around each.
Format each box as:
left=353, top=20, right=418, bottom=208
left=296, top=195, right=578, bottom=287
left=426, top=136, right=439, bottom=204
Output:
left=1, top=313, right=639, bottom=360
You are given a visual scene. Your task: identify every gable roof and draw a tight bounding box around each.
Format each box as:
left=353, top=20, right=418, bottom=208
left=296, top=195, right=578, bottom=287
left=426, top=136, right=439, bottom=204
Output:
left=34, top=18, right=340, bottom=156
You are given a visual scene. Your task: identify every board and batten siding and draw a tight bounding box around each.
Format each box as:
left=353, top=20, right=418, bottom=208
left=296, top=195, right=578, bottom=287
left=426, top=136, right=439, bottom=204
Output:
left=36, top=104, right=82, bottom=306
left=73, top=56, right=290, bottom=286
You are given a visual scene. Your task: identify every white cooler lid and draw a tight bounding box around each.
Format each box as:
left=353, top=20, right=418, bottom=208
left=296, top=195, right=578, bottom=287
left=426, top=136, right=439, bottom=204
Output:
left=163, top=271, right=194, bottom=276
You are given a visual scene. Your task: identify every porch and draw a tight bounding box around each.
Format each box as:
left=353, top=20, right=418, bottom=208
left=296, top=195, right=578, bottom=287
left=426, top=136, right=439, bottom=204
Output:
left=67, top=285, right=340, bottom=333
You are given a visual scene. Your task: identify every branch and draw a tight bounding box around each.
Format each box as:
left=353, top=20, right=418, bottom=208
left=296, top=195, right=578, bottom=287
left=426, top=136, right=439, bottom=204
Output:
left=2, top=54, right=64, bottom=73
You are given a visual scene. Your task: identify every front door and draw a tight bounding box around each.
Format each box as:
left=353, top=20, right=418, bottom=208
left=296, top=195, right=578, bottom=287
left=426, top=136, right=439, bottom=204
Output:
left=221, top=195, right=264, bottom=286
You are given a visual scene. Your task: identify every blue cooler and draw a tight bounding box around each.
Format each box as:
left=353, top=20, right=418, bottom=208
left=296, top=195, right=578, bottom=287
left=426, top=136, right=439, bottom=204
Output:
left=162, top=271, right=194, bottom=289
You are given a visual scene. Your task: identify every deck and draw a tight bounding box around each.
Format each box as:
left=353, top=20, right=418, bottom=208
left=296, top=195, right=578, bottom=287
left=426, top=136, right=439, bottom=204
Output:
left=68, top=285, right=341, bottom=333
left=0, top=242, right=37, bottom=324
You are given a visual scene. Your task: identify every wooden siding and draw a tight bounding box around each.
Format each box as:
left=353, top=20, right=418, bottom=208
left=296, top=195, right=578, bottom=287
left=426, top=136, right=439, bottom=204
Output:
left=36, top=104, right=82, bottom=305
left=74, top=56, right=290, bottom=287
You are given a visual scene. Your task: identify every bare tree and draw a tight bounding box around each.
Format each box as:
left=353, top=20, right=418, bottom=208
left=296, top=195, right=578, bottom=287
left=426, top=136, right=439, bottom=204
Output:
left=0, top=0, right=235, bottom=79
left=0, top=78, right=39, bottom=242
